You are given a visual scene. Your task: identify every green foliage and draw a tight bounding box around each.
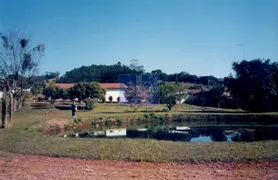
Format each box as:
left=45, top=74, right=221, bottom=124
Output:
left=69, top=81, right=106, bottom=103
left=73, top=118, right=83, bottom=124
left=85, top=99, right=97, bottom=110
left=43, top=82, right=62, bottom=100
left=160, top=82, right=186, bottom=110
left=192, top=85, right=227, bottom=108
left=58, top=62, right=143, bottom=83
left=225, top=59, right=278, bottom=112
left=105, top=119, right=112, bottom=126
left=144, top=113, right=149, bottom=120
left=116, top=118, right=122, bottom=125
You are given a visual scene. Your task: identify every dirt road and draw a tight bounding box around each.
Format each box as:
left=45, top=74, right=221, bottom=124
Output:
left=0, top=153, right=277, bottom=180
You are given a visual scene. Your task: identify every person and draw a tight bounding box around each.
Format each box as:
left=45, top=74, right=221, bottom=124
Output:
left=71, top=100, right=77, bottom=117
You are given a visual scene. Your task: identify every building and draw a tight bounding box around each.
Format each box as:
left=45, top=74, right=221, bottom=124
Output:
left=55, top=83, right=127, bottom=103
left=0, top=91, right=2, bottom=99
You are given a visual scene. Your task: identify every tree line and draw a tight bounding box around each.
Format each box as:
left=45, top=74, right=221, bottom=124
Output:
left=57, top=62, right=222, bottom=86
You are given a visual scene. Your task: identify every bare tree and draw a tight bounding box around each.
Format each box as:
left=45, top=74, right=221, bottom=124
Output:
left=0, top=30, right=45, bottom=128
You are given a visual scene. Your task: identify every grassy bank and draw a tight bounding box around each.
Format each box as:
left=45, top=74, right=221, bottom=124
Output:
left=0, top=103, right=278, bottom=163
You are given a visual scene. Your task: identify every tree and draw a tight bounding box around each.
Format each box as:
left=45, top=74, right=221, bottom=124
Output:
left=124, top=85, right=149, bottom=112
left=160, top=82, right=186, bottom=110
left=42, top=82, right=62, bottom=104
left=0, top=31, right=45, bottom=128
left=31, top=82, right=43, bottom=97
left=58, top=62, right=137, bottom=83
left=68, top=81, right=106, bottom=109
left=151, top=69, right=167, bottom=82
left=129, top=59, right=145, bottom=74
left=45, top=71, right=60, bottom=80
left=225, top=59, right=278, bottom=112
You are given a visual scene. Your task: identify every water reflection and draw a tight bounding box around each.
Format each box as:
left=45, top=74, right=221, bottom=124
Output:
left=69, top=126, right=278, bottom=142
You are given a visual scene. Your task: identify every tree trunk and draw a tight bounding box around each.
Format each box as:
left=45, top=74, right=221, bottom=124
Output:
left=85, top=101, right=88, bottom=109
left=168, top=105, right=172, bottom=111
left=18, top=97, right=23, bottom=109
left=1, top=90, right=8, bottom=128
left=8, top=87, right=13, bottom=127
left=13, top=98, right=17, bottom=112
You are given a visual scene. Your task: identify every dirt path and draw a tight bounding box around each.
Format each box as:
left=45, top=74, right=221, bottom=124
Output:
left=0, top=153, right=277, bottom=180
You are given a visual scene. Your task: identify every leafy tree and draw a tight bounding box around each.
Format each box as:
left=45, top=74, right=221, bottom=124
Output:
left=151, top=69, right=167, bottom=82
left=160, top=82, right=186, bottom=110
left=31, top=82, right=44, bottom=97
left=210, top=85, right=226, bottom=108
left=68, top=81, right=106, bottom=109
left=42, top=82, right=62, bottom=104
left=193, top=86, right=226, bottom=108
left=59, top=88, right=69, bottom=99
left=45, top=71, right=60, bottom=80
left=124, top=85, right=149, bottom=112
left=58, top=62, right=139, bottom=83
left=0, top=31, right=44, bottom=128
left=225, top=59, right=278, bottom=112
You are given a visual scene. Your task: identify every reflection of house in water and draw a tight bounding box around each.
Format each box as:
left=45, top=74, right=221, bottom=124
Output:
left=106, top=128, right=127, bottom=137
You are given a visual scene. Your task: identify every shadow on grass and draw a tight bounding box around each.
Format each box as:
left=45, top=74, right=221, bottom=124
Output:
left=55, top=105, right=86, bottom=111
left=183, top=110, right=248, bottom=114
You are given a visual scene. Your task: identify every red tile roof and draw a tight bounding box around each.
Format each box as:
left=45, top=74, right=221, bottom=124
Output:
left=55, top=83, right=127, bottom=90
left=56, top=84, right=75, bottom=89
left=100, top=83, right=127, bottom=89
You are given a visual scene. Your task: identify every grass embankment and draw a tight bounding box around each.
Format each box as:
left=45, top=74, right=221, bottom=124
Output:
left=0, top=103, right=277, bottom=163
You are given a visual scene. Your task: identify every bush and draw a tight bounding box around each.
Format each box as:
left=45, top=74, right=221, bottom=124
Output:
left=86, top=99, right=97, bottom=110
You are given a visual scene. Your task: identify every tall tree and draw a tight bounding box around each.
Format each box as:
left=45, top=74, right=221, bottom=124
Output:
left=160, top=82, right=186, bottom=110
left=225, top=59, right=278, bottom=112
left=0, top=31, right=45, bottom=128
left=68, top=81, right=106, bottom=109
left=42, top=82, right=62, bottom=102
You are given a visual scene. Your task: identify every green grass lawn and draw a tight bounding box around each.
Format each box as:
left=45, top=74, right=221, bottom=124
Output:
left=0, top=103, right=277, bottom=163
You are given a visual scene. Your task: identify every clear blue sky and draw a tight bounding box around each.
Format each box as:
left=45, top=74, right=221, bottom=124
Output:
left=1, top=0, right=277, bottom=78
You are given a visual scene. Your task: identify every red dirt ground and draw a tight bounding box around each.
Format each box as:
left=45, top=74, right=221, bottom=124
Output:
left=0, top=153, right=277, bottom=180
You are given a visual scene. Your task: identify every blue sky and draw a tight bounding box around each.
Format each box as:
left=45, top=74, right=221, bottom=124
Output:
left=0, top=0, right=277, bottom=78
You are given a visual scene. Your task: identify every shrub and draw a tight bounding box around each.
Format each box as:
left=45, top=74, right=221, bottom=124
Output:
left=116, top=118, right=122, bottom=125
left=86, top=99, right=97, bottom=110
left=144, top=113, right=149, bottom=120
left=109, top=96, right=113, bottom=103
left=74, top=118, right=83, bottom=124
left=149, top=112, right=155, bottom=119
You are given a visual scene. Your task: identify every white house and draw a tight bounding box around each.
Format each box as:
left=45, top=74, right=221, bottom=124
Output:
left=100, top=83, right=127, bottom=103
left=55, top=83, right=127, bottom=103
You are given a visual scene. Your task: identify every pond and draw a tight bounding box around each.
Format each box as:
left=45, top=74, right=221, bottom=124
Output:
left=67, top=124, right=278, bottom=142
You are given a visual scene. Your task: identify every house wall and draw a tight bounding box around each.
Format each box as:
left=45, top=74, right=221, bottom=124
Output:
left=105, top=89, right=127, bottom=103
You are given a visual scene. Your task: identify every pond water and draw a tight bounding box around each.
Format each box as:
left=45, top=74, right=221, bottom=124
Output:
left=68, top=125, right=278, bottom=142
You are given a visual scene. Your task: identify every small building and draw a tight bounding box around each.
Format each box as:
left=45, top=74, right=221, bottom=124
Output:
left=55, top=83, right=127, bottom=103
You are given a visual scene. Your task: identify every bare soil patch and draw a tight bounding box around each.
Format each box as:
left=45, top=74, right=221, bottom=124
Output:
left=0, top=153, right=277, bottom=180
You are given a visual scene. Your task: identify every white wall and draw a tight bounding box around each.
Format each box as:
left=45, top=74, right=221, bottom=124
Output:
left=105, top=89, right=127, bottom=103
left=0, top=91, right=2, bottom=99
